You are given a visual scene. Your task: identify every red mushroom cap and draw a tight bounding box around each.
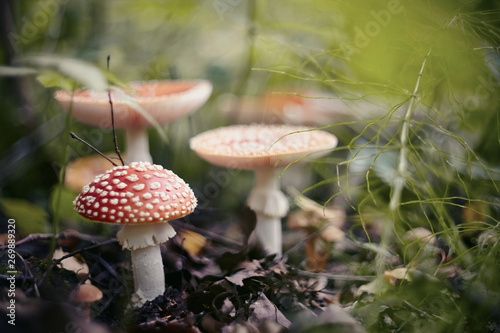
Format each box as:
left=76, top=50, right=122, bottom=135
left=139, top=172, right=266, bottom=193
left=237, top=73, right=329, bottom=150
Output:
left=73, top=162, right=197, bottom=224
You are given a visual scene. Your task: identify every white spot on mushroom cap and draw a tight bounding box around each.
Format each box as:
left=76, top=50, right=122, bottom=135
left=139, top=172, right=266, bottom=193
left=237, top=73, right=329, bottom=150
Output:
left=126, top=174, right=139, bottom=182
left=133, top=184, right=145, bottom=191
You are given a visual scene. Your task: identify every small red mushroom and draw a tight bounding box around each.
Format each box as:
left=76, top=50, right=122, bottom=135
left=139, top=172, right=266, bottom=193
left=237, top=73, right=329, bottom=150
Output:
left=73, top=161, right=197, bottom=306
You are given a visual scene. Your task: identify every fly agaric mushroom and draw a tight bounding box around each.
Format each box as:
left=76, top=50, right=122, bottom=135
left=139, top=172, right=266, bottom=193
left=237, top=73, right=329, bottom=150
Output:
left=189, top=124, right=337, bottom=255
left=55, top=80, right=212, bottom=163
left=73, top=161, right=197, bottom=306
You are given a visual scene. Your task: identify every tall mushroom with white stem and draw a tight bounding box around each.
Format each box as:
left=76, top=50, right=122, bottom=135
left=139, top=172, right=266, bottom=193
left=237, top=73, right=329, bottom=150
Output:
left=189, top=124, right=338, bottom=255
left=73, top=161, right=197, bottom=306
left=55, top=80, right=212, bottom=163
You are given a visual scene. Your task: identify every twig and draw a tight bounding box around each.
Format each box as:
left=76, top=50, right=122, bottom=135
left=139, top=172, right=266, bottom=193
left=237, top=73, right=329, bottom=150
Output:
left=380, top=50, right=432, bottom=278
left=83, top=252, right=120, bottom=280
left=70, top=132, right=118, bottom=167
left=403, top=300, right=433, bottom=318
left=0, top=233, right=52, bottom=250
left=297, top=269, right=375, bottom=282
left=0, top=274, right=34, bottom=281
left=16, top=251, right=40, bottom=298
left=169, top=220, right=244, bottom=249
left=0, top=231, right=103, bottom=251
left=281, top=223, right=331, bottom=259
left=33, top=238, right=118, bottom=293
left=107, top=55, right=125, bottom=166
left=50, top=238, right=118, bottom=267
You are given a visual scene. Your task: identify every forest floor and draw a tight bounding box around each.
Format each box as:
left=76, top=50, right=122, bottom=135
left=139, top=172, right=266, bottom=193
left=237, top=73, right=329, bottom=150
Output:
left=0, top=206, right=498, bottom=333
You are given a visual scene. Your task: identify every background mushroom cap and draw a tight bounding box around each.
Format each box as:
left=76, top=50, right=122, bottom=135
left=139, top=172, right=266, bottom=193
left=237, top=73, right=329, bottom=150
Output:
left=73, top=161, right=197, bottom=224
left=319, top=224, right=345, bottom=242
left=55, top=80, right=212, bottom=129
left=65, top=154, right=122, bottom=193
left=71, top=284, right=103, bottom=303
left=189, top=124, right=338, bottom=170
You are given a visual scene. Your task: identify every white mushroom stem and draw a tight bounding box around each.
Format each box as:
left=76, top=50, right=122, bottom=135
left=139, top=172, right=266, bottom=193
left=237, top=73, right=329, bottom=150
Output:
left=247, top=168, right=289, bottom=255
left=116, top=223, right=176, bottom=306
left=125, top=128, right=153, bottom=164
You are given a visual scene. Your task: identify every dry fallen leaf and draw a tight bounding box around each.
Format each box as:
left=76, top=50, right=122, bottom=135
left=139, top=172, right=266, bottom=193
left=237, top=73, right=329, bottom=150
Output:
left=248, top=293, right=291, bottom=329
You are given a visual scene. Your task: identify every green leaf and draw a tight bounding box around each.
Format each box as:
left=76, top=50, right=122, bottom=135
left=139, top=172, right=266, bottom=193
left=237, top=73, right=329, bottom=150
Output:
left=19, top=56, right=107, bottom=91
left=36, top=70, right=76, bottom=91
left=1, top=198, right=48, bottom=235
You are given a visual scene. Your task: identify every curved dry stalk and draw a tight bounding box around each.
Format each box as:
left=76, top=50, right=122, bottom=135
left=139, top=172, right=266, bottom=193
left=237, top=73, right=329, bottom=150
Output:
left=389, top=49, right=432, bottom=212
